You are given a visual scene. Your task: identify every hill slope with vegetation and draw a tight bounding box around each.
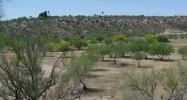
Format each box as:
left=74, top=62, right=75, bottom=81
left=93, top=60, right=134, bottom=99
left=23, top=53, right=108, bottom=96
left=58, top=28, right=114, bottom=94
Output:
left=1, top=15, right=187, bottom=37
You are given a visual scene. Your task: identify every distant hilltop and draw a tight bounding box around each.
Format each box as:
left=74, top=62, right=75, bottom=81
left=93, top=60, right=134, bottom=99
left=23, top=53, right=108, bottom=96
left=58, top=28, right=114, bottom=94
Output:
left=1, top=15, right=187, bottom=37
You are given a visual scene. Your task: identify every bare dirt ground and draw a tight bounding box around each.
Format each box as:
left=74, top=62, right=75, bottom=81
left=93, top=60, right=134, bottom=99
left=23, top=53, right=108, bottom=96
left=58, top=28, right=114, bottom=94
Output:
left=160, top=29, right=186, bottom=35
left=41, top=39, right=187, bottom=100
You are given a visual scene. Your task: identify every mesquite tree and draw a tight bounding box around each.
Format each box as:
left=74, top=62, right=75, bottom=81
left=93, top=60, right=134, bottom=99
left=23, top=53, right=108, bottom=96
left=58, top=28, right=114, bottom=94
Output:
left=177, top=46, right=187, bottom=60
left=66, top=54, right=98, bottom=90
left=132, top=51, right=146, bottom=67
left=149, top=42, right=174, bottom=60
left=0, top=35, right=60, bottom=100
left=109, top=41, right=127, bottom=64
left=130, top=38, right=150, bottom=59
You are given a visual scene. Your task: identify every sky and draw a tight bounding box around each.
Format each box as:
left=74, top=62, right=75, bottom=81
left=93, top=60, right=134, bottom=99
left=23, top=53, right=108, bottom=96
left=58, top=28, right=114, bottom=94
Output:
left=1, top=0, right=187, bottom=20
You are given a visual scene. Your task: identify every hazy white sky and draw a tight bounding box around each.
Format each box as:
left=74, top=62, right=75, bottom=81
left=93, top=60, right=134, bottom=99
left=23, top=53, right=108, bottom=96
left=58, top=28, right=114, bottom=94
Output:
left=2, top=0, right=187, bottom=20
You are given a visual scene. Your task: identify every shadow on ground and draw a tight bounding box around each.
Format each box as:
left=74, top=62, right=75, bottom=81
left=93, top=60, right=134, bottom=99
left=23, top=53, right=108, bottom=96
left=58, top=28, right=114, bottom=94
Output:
left=139, top=65, right=154, bottom=68
left=84, top=87, right=105, bottom=94
left=86, top=74, right=103, bottom=78
left=154, top=59, right=175, bottom=62
left=114, top=63, right=134, bottom=68
left=145, top=58, right=175, bottom=62
left=91, top=69, right=108, bottom=72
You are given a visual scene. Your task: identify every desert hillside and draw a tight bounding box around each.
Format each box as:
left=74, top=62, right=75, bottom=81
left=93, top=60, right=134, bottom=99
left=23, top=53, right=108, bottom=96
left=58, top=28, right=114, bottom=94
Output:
left=1, top=15, right=187, bottom=36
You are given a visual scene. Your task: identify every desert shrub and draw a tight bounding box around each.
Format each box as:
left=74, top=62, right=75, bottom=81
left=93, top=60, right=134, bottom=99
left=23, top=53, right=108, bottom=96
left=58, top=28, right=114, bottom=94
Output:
left=83, top=35, right=94, bottom=41
left=179, top=34, right=186, bottom=39
left=121, top=61, right=187, bottom=100
left=156, top=35, right=169, bottom=42
left=121, top=69, right=158, bottom=99
left=95, top=34, right=105, bottom=43
left=97, top=44, right=111, bottom=61
left=0, top=34, right=9, bottom=50
left=71, top=39, right=88, bottom=50
left=85, top=44, right=99, bottom=56
left=173, top=34, right=178, bottom=39
left=145, top=34, right=157, bottom=44
left=54, top=42, right=74, bottom=56
left=132, top=51, right=146, bottom=67
left=66, top=54, right=98, bottom=90
left=46, top=43, right=55, bottom=52
left=88, top=39, right=98, bottom=44
left=113, top=35, right=128, bottom=42
left=167, top=34, right=178, bottom=39
left=62, top=36, right=72, bottom=41
left=157, top=61, right=187, bottom=99
left=109, top=41, right=128, bottom=64
left=167, top=34, right=174, bottom=39
left=47, top=34, right=61, bottom=43
left=177, top=46, right=187, bottom=60
left=103, top=38, right=113, bottom=45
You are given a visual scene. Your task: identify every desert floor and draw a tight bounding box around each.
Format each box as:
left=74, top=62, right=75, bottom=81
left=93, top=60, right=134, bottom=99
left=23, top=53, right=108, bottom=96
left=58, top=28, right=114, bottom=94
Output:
left=41, top=39, right=187, bottom=100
